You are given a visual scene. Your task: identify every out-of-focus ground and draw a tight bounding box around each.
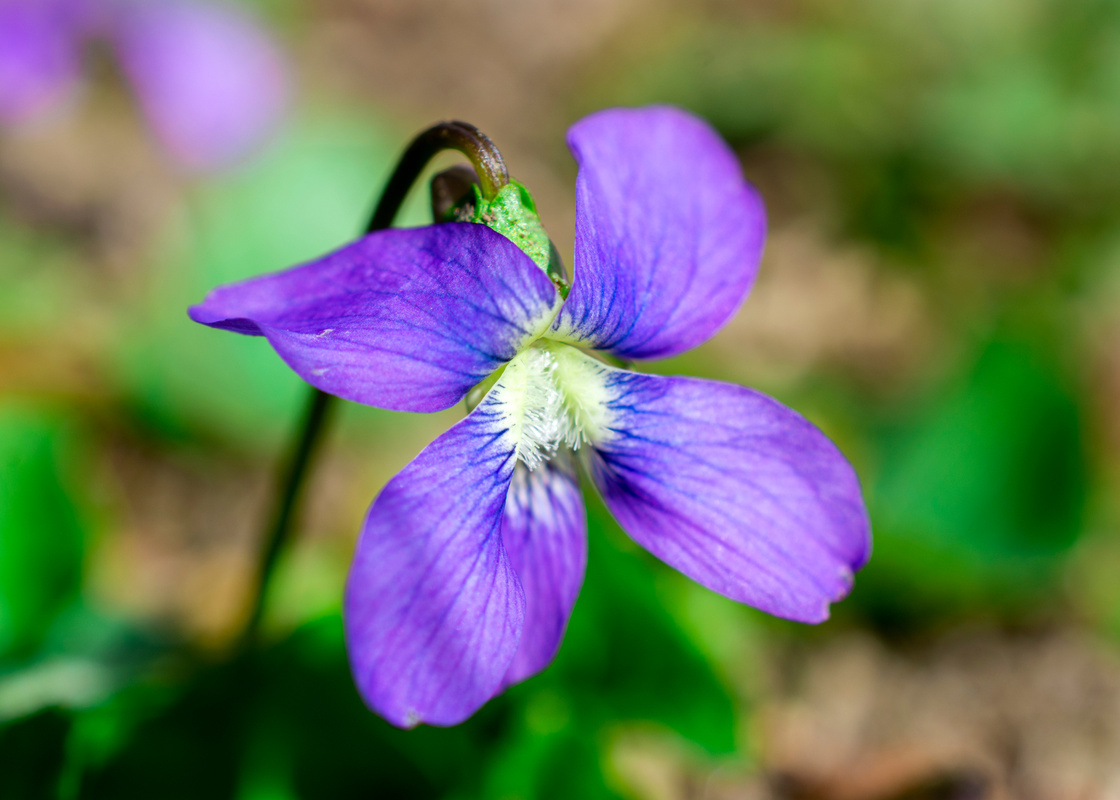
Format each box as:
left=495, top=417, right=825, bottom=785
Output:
left=3, top=0, right=1120, bottom=798
left=613, top=629, right=1120, bottom=799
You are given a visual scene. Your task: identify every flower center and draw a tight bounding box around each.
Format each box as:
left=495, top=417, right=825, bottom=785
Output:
left=491, top=341, right=615, bottom=470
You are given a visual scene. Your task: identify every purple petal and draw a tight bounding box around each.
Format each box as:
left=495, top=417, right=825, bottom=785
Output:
left=344, top=383, right=525, bottom=728
left=500, top=457, right=587, bottom=688
left=189, top=224, right=560, bottom=413
left=0, top=0, right=87, bottom=124
left=552, top=106, right=766, bottom=361
left=588, top=370, right=870, bottom=623
left=109, top=0, right=286, bottom=170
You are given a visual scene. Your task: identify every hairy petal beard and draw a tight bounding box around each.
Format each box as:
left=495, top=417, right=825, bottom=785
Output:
left=492, top=341, right=615, bottom=470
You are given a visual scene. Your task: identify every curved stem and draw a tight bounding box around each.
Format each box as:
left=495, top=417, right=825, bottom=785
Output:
left=238, top=121, right=510, bottom=649
left=368, top=121, right=510, bottom=229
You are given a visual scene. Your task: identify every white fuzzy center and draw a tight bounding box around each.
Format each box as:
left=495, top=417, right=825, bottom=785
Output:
left=490, top=342, right=614, bottom=470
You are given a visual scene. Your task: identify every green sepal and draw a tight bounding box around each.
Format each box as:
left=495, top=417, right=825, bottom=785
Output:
left=442, top=180, right=570, bottom=298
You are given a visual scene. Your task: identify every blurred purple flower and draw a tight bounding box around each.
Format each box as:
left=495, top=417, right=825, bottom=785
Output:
left=0, top=0, right=286, bottom=170
left=190, top=106, right=872, bottom=728
left=0, top=0, right=86, bottom=124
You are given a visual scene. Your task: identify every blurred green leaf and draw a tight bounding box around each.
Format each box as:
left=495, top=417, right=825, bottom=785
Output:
left=0, top=605, right=176, bottom=727
left=921, top=57, right=1075, bottom=192
left=530, top=495, right=739, bottom=757
left=78, top=661, right=245, bottom=799
left=0, top=406, right=87, bottom=660
left=878, top=337, right=1084, bottom=557
left=480, top=722, right=618, bottom=800
left=0, top=709, right=70, bottom=800
left=857, top=334, right=1086, bottom=628
left=0, top=657, right=115, bottom=723
left=79, top=622, right=482, bottom=800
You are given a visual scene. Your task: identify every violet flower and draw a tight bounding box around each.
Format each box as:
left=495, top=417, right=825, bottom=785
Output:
left=190, top=107, right=872, bottom=728
left=0, top=0, right=286, bottom=170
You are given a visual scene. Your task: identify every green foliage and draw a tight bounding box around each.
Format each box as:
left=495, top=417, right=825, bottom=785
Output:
left=854, top=333, right=1087, bottom=628
left=539, top=498, right=738, bottom=756
left=0, top=407, right=86, bottom=660
left=880, top=337, right=1084, bottom=558
left=62, top=500, right=736, bottom=799
left=0, top=710, right=71, bottom=800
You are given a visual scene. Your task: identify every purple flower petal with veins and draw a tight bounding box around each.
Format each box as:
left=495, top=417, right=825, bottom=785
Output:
left=191, top=105, right=872, bottom=728
left=552, top=106, right=767, bottom=360
left=189, top=224, right=560, bottom=412
left=588, top=369, right=870, bottom=624
left=499, top=456, right=586, bottom=688
left=345, top=388, right=526, bottom=728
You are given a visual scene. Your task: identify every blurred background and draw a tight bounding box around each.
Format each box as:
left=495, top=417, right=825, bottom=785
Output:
left=3, top=0, right=1120, bottom=797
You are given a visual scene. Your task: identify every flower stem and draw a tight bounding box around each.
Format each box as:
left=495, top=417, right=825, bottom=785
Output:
left=239, top=387, right=333, bottom=647
left=369, top=121, right=510, bottom=227
left=238, top=121, right=510, bottom=649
